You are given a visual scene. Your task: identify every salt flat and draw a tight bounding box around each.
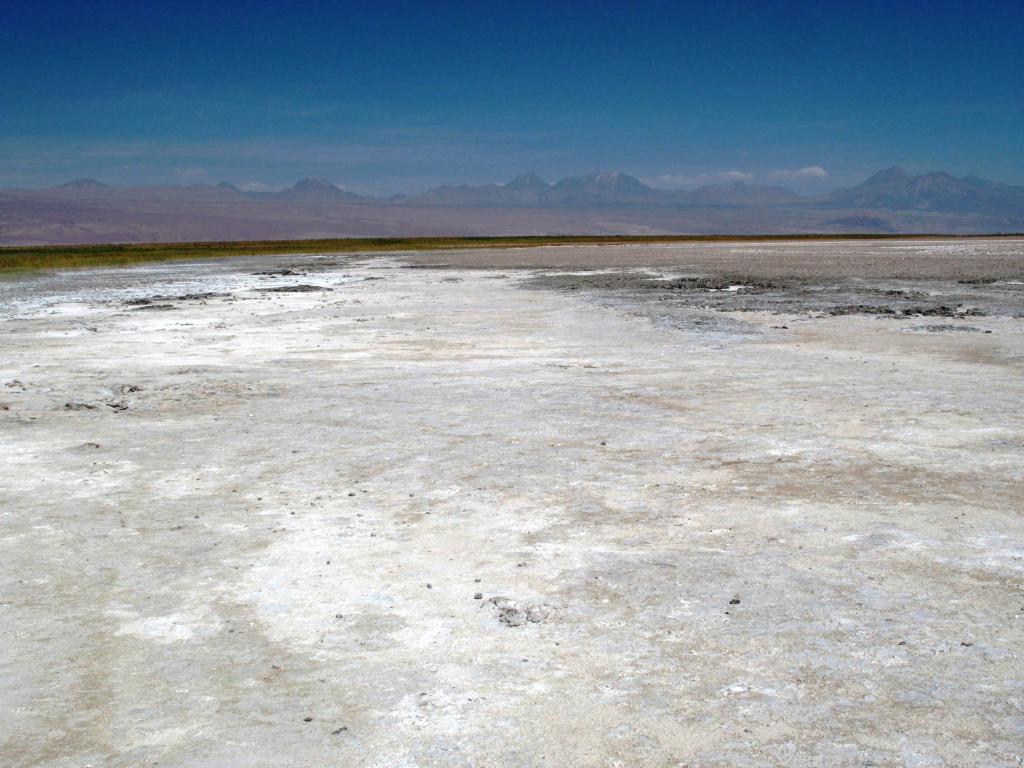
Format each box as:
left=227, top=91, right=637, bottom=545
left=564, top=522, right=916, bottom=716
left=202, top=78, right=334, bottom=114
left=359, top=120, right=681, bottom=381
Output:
left=1, top=240, right=1023, bottom=767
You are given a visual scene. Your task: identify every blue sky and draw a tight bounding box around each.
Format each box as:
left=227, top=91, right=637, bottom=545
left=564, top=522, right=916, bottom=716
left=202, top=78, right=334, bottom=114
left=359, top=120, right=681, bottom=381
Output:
left=1, top=0, right=1022, bottom=193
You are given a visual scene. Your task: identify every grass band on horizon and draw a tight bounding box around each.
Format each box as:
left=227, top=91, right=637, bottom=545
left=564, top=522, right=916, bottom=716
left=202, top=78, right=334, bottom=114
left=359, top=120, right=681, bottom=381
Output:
left=2, top=234, right=1021, bottom=273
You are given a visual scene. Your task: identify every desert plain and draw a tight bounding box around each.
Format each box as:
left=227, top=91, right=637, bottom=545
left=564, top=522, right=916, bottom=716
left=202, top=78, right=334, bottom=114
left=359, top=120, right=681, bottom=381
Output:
left=2, top=238, right=1023, bottom=767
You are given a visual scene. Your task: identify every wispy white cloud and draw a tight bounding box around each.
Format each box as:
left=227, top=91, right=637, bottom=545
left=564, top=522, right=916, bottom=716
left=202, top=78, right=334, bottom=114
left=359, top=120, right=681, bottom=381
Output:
left=645, top=165, right=831, bottom=191
left=771, top=165, right=828, bottom=180
left=646, top=170, right=754, bottom=189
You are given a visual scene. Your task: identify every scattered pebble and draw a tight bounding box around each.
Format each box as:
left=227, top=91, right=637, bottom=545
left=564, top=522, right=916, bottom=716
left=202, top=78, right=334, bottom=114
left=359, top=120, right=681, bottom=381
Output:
left=486, top=596, right=555, bottom=627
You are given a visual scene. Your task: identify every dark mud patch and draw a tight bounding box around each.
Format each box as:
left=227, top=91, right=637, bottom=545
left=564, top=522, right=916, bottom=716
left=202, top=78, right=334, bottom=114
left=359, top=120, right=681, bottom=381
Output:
left=826, top=304, right=985, bottom=317
left=123, top=292, right=228, bottom=309
left=524, top=270, right=1020, bottom=320
left=130, top=303, right=177, bottom=311
left=169, top=292, right=230, bottom=301
left=876, top=288, right=932, bottom=300
left=904, top=324, right=989, bottom=334
left=649, top=276, right=787, bottom=291
left=253, top=268, right=307, bottom=277
left=68, top=441, right=103, bottom=452
left=525, top=271, right=791, bottom=293
left=256, top=284, right=332, bottom=293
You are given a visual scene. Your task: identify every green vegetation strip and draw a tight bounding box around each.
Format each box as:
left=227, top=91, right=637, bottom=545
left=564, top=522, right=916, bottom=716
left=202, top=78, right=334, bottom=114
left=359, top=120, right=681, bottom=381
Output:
left=1, top=234, right=1016, bottom=273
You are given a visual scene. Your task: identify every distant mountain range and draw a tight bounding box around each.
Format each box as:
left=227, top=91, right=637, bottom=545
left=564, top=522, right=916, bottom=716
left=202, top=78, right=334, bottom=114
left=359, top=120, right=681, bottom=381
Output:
left=57, top=178, right=111, bottom=190
left=402, top=172, right=801, bottom=208
left=823, top=166, right=1024, bottom=216
left=43, top=166, right=1024, bottom=214
left=244, top=177, right=367, bottom=203
left=402, top=167, right=1024, bottom=213
left=2, top=167, right=1021, bottom=244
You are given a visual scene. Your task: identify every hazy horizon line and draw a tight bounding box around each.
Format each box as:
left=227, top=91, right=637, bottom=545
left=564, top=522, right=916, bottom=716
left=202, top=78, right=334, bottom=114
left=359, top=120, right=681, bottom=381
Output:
left=2, top=164, right=1015, bottom=199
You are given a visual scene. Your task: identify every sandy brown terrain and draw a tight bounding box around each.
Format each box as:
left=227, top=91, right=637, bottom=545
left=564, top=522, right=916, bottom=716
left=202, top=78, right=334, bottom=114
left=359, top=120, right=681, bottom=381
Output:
left=2, top=187, right=1019, bottom=246
left=1, top=239, right=1023, bottom=767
